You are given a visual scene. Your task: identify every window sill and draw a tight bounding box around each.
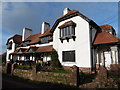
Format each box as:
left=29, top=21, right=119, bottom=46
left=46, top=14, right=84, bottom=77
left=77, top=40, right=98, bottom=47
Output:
left=59, top=35, right=76, bottom=42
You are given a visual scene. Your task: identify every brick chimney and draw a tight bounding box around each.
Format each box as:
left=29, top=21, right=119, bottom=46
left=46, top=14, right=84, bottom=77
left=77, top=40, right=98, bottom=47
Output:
left=22, top=27, right=32, bottom=41
left=63, top=8, right=71, bottom=15
left=41, top=22, right=50, bottom=34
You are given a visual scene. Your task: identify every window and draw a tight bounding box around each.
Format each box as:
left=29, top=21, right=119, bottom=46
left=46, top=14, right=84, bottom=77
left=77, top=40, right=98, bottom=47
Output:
left=23, top=41, right=29, bottom=47
left=60, top=25, right=75, bottom=38
left=41, top=37, right=49, bottom=44
left=7, top=42, right=12, bottom=49
left=62, top=50, right=75, bottom=62
left=26, top=54, right=30, bottom=60
left=18, top=50, right=22, bottom=53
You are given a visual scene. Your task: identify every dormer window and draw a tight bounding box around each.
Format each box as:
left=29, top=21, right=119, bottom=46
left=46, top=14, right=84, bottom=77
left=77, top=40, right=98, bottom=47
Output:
left=23, top=41, right=30, bottom=47
left=40, top=37, right=49, bottom=44
left=59, top=21, right=76, bottom=42
left=7, top=41, right=12, bottom=49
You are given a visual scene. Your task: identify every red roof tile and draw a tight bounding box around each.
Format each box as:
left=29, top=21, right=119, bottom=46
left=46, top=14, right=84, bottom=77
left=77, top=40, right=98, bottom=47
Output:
left=57, top=10, right=79, bottom=20
left=94, top=31, right=120, bottom=45
left=24, top=29, right=52, bottom=45
left=58, top=21, right=76, bottom=28
left=10, top=51, right=18, bottom=54
left=35, top=45, right=54, bottom=53
left=40, top=29, right=52, bottom=37
left=24, top=33, right=42, bottom=45
left=99, top=24, right=113, bottom=31
left=19, top=48, right=28, bottom=53
left=26, top=46, right=38, bottom=53
left=51, top=9, right=91, bottom=32
left=6, top=34, right=22, bottom=45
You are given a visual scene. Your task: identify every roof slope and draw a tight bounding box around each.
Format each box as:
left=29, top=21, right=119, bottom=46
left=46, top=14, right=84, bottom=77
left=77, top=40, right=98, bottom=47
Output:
left=35, top=45, right=54, bottom=53
left=94, top=31, right=120, bottom=45
left=99, top=24, right=113, bottom=31
left=58, top=20, right=76, bottom=28
left=24, top=33, right=42, bottom=45
left=6, top=34, right=22, bottom=45
left=51, top=9, right=94, bottom=32
left=51, top=9, right=101, bottom=33
left=40, top=29, right=52, bottom=38
left=23, top=29, right=52, bottom=45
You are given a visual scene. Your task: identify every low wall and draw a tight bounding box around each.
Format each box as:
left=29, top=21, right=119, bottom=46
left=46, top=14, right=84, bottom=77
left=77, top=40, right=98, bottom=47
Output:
left=13, top=69, right=32, bottom=79
left=4, top=63, right=80, bottom=86
left=13, top=69, right=71, bottom=85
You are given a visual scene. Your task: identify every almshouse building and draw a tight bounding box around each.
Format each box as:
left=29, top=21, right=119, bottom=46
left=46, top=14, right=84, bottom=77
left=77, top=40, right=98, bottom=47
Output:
left=6, top=8, right=120, bottom=72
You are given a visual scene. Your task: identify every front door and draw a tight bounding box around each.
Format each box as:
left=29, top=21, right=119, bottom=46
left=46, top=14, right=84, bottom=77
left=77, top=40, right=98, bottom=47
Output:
left=104, top=51, right=111, bottom=69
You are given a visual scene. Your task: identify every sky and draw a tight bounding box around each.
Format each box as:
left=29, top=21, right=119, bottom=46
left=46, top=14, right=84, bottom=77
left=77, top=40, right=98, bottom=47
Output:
left=0, top=1, right=119, bottom=54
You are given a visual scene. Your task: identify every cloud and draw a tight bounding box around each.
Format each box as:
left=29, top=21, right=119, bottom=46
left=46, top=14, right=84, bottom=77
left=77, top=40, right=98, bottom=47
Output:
left=2, top=2, right=38, bottom=34
left=2, top=2, right=119, bottom=46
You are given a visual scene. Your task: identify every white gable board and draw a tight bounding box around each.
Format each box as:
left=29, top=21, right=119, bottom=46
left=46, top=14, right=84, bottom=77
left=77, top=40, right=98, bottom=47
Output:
left=6, top=39, right=16, bottom=61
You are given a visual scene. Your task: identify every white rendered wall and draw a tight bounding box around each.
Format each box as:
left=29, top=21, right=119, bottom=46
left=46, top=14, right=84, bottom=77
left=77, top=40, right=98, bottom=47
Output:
left=96, top=45, right=119, bottom=69
left=111, top=46, right=119, bottom=64
left=53, top=16, right=92, bottom=68
left=118, top=46, right=120, bottom=63
left=6, top=39, right=15, bottom=62
left=43, top=56, right=51, bottom=62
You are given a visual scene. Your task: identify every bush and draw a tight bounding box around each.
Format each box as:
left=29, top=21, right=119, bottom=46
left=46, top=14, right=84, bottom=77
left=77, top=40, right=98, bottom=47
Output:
left=79, top=71, right=96, bottom=84
left=50, top=51, right=62, bottom=69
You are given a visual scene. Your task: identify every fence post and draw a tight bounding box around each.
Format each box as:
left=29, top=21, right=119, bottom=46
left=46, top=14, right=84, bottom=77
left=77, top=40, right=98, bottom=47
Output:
left=11, top=64, right=15, bottom=75
left=5, top=63, right=12, bottom=74
left=70, top=65, right=79, bottom=86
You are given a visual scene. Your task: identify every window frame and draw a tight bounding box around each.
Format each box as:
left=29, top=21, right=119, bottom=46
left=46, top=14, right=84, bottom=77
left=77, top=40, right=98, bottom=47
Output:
left=62, top=50, right=75, bottom=62
left=59, top=25, right=76, bottom=38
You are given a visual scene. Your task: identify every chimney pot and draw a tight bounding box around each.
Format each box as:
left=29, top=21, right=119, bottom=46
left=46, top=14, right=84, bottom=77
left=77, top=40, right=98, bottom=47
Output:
left=63, top=8, right=71, bottom=15
left=22, top=27, right=32, bottom=41
left=41, top=22, right=50, bottom=34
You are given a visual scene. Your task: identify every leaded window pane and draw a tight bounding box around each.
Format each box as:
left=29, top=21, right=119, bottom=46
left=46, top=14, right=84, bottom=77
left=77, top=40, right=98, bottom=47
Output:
left=63, top=50, right=75, bottom=62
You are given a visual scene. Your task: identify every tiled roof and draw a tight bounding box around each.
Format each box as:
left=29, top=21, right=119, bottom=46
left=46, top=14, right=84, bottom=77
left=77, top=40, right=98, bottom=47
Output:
left=6, top=34, right=22, bottom=45
left=26, top=46, right=38, bottom=53
left=99, top=24, right=113, bottom=31
left=24, top=29, right=52, bottom=45
left=35, top=45, right=54, bottom=53
left=10, top=50, right=18, bottom=54
left=58, top=21, right=76, bottom=28
left=19, top=48, right=28, bottom=53
left=57, top=10, right=79, bottom=20
left=24, top=33, right=42, bottom=45
left=51, top=9, right=91, bottom=32
left=10, top=48, right=28, bottom=54
left=40, top=29, right=52, bottom=38
left=94, top=31, right=120, bottom=45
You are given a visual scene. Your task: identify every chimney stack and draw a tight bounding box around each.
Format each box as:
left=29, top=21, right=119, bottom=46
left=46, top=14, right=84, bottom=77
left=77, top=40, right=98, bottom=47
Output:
left=63, top=8, right=71, bottom=15
left=22, top=27, right=32, bottom=41
left=41, top=22, right=50, bottom=34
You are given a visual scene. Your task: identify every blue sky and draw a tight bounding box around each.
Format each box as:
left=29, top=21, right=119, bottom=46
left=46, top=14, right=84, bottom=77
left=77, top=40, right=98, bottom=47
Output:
left=1, top=2, right=119, bottom=54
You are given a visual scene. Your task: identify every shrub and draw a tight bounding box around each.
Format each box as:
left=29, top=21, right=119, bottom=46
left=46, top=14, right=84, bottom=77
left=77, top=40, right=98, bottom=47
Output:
left=50, top=51, right=62, bottom=69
